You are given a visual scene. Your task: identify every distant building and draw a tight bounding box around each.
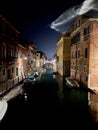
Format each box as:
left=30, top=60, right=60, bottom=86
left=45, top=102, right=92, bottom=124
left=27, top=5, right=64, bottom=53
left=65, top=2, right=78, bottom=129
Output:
left=17, top=43, right=28, bottom=79
left=36, top=51, right=47, bottom=72
left=51, top=53, right=57, bottom=72
left=56, top=32, right=71, bottom=77
left=21, top=41, right=37, bottom=75
left=70, top=15, right=98, bottom=90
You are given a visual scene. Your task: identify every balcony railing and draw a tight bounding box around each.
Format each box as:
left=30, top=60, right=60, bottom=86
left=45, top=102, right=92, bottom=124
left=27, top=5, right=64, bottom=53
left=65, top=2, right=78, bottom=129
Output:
left=6, top=56, right=17, bottom=62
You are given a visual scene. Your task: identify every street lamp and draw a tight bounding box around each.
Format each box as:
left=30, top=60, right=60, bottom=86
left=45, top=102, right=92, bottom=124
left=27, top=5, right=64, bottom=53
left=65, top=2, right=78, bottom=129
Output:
left=24, top=57, right=27, bottom=60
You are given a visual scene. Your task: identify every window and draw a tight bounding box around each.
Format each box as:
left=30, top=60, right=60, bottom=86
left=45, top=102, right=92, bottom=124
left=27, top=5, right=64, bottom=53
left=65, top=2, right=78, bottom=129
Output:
left=8, top=48, right=13, bottom=57
left=16, top=68, right=18, bottom=76
left=75, top=50, right=77, bottom=59
left=77, top=50, right=80, bottom=58
left=57, top=56, right=59, bottom=62
left=16, top=50, right=18, bottom=58
left=12, top=67, right=14, bottom=73
left=84, top=65, right=87, bottom=72
left=84, top=47, right=88, bottom=58
left=76, top=32, right=80, bottom=42
left=86, top=76, right=88, bottom=82
left=3, top=69, right=5, bottom=76
left=7, top=69, right=11, bottom=79
left=83, top=26, right=89, bottom=40
left=28, top=61, right=31, bottom=65
left=71, top=32, right=80, bottom=44
left=2, top=45, right=6, bottom=58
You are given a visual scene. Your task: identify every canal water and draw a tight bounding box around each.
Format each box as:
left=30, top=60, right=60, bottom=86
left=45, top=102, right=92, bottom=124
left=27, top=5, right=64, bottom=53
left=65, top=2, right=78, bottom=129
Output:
left=0, top=69, right=98, bottom=129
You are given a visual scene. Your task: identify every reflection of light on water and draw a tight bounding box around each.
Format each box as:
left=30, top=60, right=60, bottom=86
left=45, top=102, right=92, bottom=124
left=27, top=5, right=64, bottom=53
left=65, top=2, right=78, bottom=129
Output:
left=88, top=92, right=98, bottom=122
left=56, top=75, right=64, bottom=104
left=53, top=74, right=56, bottom=79
left=24, top=93, right=28, bottom=101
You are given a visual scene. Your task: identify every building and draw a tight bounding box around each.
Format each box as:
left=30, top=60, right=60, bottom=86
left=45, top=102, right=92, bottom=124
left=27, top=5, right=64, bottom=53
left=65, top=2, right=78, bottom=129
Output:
left=36, top=51, right=47, bottom=72
left=0, top=15, right=20, bottom=93
left=56, top=32, right=71, bottom=77
left=70, top=15, right=98, bottom=90
left=51, top=53, right=57, bottom=72
left=0, top=15, right=47, bottom=95
left=17, top=44, right=28, bottom=79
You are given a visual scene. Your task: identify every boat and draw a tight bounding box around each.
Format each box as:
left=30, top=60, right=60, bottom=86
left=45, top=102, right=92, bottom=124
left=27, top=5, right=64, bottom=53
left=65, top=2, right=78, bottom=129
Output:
left=0, top=100, right=8, bottom=122
left=65, top=77, right=80, bottom=88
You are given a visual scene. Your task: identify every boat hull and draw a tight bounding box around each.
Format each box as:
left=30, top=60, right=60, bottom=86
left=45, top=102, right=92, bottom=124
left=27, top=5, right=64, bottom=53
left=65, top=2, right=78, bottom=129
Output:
left=0, top=100, right=8, bottom=122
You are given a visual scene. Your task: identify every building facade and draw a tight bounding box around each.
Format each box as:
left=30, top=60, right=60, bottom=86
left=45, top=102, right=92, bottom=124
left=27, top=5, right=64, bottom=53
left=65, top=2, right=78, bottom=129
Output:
left=23, top=41, right=37, bottom=76
left=56, top=32, right=71, bottom=77
left=0, top=15, right=43, bottom=94
left=35, top=51, right=47, bottom=73
left=0, top=15, right=20, bottom=93
left=70, top=15, right=98, bottom=89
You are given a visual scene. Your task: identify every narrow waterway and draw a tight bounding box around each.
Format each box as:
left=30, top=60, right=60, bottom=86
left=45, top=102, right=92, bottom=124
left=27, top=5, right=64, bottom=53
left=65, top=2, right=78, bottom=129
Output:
left=0, top=69, right=98, bottom=129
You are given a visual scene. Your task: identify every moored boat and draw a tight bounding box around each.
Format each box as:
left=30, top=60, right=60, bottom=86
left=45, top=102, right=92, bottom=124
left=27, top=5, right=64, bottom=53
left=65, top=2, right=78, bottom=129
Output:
left=0, top=100, right=8, bottom=122
left=65, top=77, right=80, bottom=88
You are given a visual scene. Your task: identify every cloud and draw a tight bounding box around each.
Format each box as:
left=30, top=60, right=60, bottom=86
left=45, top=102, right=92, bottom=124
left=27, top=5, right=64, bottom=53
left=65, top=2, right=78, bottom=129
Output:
left=50, top=0, right=98, bottom=32
left=79, top=0, right=98, bottom=14
left=50, top=6, right=80, bottom=32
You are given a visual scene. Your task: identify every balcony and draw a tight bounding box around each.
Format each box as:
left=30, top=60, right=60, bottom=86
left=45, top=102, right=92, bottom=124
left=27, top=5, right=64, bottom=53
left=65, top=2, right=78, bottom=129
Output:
left=6, top=56, right=17, bottom=62
left=0, top=57, right=6, bottom=61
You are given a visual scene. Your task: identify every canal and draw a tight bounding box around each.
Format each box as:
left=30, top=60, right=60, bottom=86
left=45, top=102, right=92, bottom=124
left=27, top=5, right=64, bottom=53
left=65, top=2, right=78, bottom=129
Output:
left=0, top=69, right=98, bottom=129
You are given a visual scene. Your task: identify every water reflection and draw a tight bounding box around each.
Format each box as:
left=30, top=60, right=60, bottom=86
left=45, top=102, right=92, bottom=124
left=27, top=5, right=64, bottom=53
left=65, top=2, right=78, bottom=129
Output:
left=1, top=70, right=98, bottom=129
left=56, top=75, right=64, bottom=104
left=88, top=92, right=98, bottom=123
left=55, top=75, right=90, bottom=128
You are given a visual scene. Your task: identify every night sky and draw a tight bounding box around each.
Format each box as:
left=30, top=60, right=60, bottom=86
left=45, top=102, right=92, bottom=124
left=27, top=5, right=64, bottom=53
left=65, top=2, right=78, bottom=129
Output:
left=0, top=0, right=85, bottom=59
